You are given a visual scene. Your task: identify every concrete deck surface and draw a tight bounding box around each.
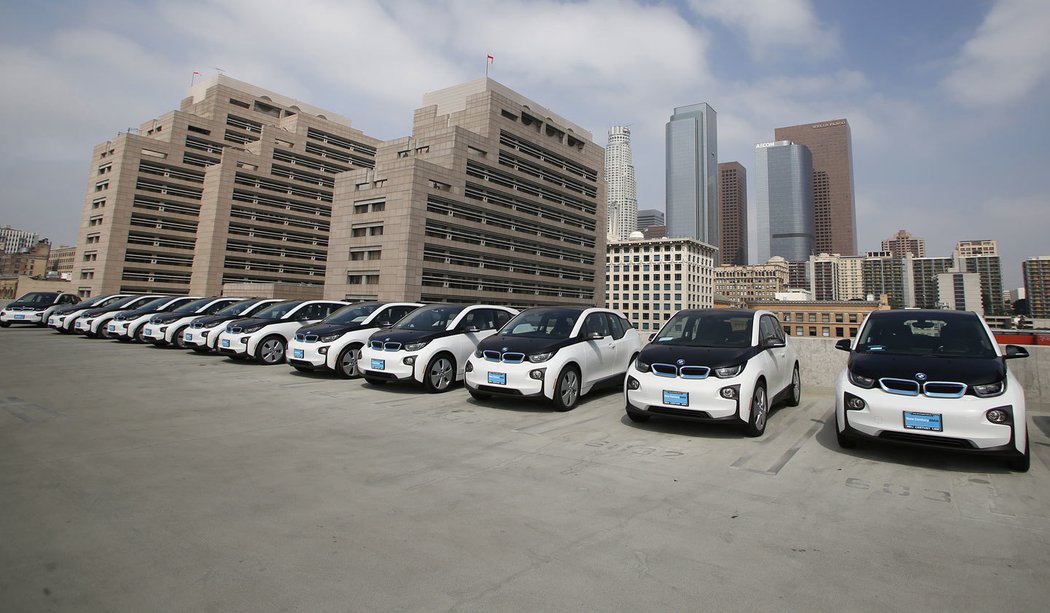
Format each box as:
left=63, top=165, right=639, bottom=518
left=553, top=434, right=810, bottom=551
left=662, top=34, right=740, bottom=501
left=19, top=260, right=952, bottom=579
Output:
left=1, top=326, right=1049, bottom=612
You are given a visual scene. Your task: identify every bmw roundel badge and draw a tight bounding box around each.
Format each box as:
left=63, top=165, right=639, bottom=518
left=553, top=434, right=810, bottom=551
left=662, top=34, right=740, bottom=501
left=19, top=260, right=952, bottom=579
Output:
left=915, top=372, right=928, bottom=381
left=676, top=358, right=686, bottom=366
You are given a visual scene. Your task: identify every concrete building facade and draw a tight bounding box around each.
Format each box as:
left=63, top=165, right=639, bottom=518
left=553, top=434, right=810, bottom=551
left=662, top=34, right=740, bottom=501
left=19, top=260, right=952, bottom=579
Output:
left=46, top=245, right=76, bottom=279
left=715, top=257, right=790, bottom=306
left=324, top=78, right=606, bottom=308
left=938, top=271, right=984, bottom=315
left=718, top=162, right=747, bottom=265
left=953, top=240, right=1005, bottom=316
left=1023, top=256, right=1050, bottom=319
left=0, top=226, right=39, bottom=254
left=665, top=103, right=718, bottom=249
left=774, top=119, right=856, bottom=256
left=605, top=126, right=637, bottom=241
left=751, top=141, right=814, bottom=263
left=606, top=236, right=716, bottom=332
left=881, top=229, right=925, bottom=258
left=71, top=75, right=380, bottom=298
left=750, top=297, right=890, bottom=339
left=637, top=209, right=664, bottom=231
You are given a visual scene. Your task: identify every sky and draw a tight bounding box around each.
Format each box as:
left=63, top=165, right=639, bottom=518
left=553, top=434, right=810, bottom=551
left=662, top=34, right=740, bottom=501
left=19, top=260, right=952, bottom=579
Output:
left=1, top=0, right=1048, bottom=288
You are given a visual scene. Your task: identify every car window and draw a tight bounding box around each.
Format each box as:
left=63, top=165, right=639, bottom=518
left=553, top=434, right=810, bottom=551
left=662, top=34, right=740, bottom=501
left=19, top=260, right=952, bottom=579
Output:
left=856, top=314, right=996, bottom=358
left=759, top=316, right=778, bottom=342
left=493, top=309, right=512, bottom=330
left=383, top=305, right=417, bottom=325
left=656, top=312, right=753, bottom=348
left=502, top=309, right=578, bottom=339
left=460, top=309, right=496, bottom=331
left=583, top=313, right=611, bottom=338
left=396, top=305, right=465, bottom=330
left=604, top=313, right=627, bottom=339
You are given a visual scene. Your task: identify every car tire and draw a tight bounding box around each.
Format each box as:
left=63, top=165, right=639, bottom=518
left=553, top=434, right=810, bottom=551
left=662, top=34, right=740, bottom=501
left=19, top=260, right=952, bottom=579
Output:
left=468, top=389, right=491, bottom=401
left=743, top=381, right=768, bottom=437
left=626, top=406, right=650, bottom=423
left=1008, top=438, right=1030, bottom=472
left=336, top=344, right=363, bottom=379
left=255, top=335, right=286, bottom=365
left=364, top=376, right=387, bottom=386
left=786, top=364, right=801, bottom=407
left=551, top=366, right=581, bottom=412
left=133, top=326, right=147, bottom=344
left=836, top=417, right=858, bottom=449
left=172, top=326, right=189, bottom=349
left=423, top=354, right=456, bottom=393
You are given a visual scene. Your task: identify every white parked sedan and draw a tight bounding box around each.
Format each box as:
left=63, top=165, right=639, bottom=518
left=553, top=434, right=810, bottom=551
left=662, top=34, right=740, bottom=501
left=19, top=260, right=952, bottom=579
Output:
left=48, top=294, right=130, bottom=333
left=141, top=297, right=245, bottom=348
left=287, top=302, right=423, bottom=377
left=1, top=291, right=80, bottom=327
left=834, top=309, right=1031, bottom=471
left=108, top=296, right=201, bottom=342
left=360, top=304, right=518, bottom=392
left=76, top=295, right=165, bottom=338
left=182, top=298, right=285, bottom=353
left=465, top=307, right=640, bottom=411
left=215, top=300, right=348, bottom=364
left=624, top=309, right=801, bottom=437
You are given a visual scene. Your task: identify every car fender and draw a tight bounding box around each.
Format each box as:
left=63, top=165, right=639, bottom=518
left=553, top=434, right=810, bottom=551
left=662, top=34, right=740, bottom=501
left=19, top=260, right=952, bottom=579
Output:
left=324, top=329, right=374, bottom=371
left=544, top=357, right=581, bottom=400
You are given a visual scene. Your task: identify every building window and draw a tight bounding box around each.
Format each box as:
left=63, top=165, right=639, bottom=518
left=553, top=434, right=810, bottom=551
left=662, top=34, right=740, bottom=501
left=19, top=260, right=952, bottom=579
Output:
left=822, top=327, right=830, bottom=337
left=835, top=327, right=844, bottom=337
left=809, top=326, right=817, bottom=336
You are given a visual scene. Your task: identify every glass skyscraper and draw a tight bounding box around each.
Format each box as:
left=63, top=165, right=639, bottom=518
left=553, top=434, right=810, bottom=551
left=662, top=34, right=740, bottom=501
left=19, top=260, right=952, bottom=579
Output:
left=751, top=141, right=815, bottom=263
left=665, top=103, right=718, bottom=252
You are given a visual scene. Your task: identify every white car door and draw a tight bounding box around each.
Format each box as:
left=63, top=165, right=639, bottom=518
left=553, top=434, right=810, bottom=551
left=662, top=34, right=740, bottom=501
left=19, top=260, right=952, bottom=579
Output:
left=580, top=312, right=615, bottom=384
left=759, top=314, right=790, bottom=393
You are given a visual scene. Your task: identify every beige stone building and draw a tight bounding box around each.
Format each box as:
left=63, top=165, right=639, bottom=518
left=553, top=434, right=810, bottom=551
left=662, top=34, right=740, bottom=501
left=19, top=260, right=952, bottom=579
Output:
left=748, top=296, right=891, bottom=339
left=324, top=78, right=606, bottom=307
left=46, top=245, right=76, bottom=278
left=606, top=236, right=717, bottom=332
left=715, top=257, right=790, bottom=306
left=71, top=76, right=380, bottom=298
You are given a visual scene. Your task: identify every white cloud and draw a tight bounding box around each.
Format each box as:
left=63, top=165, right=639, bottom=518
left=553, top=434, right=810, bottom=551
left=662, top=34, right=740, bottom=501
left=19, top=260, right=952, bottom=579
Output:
left=688, top=0, right=839, bottom=60
left=942, top=0, right=1050, bottom=107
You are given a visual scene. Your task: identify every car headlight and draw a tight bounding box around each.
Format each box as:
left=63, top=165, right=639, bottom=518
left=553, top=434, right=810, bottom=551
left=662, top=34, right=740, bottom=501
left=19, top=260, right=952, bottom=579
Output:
left=404, top=341, right=429, bottom=352
left=635, top=359, right=650, bottom=373
left=321, top=334, right=342, bottom=343
left=528, top=352, right=553, bottom=363
left=200, top=331, right=209, bottom=338
left=713, top=364, right=743, bottom=378
left=474, top=348, right=484, bottom=358
left=973, top=380, right=1005, bottom=398
left=848, top=371, right=876, bottom=388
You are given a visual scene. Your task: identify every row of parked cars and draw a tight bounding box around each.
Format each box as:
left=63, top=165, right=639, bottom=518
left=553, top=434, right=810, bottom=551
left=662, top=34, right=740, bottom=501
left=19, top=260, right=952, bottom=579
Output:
left=2, top=289, right=1032, bottom=471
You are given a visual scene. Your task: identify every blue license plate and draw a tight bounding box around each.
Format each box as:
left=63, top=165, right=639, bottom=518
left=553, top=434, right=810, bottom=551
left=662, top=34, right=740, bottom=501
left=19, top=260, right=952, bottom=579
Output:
left=293, top=349, right=304, bottom=359
left=221, top=339, right=230, bottom=348
left=663, top=390, right=689, bottom=406
left=144, top=328, right=152, bottom=336
left=108, top=324, right=115, bottom=331
left=185, top=333, right=193, bottom=341
left=371, top=358, right=385, bottom=370
left=487, top=372, right=506, bottom=385
left=14, top=314, right=25, bottom=320
left=903, top=411, right=942, bottom=431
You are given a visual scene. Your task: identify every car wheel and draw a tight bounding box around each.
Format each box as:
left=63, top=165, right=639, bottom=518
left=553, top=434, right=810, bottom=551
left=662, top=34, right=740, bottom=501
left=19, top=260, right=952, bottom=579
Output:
left=743, top=381, right=768, bottom=437
left=336, top=344, right=363, bottom=379
left=786, top=364, right=801, bottom=407
left=133, top=326, right=147, bottom=344
left=423, top=354, right=456, bottom=393
left=551, top=366, right=581, bottom=412
left=255, top=336, right=286, bottom=365
left=626, top=406, right=650, bottom=423
left=364, top=376, right=387, bottom=386
left=172, top=326, right=189, bottom=349
left=468, top=389, right=491, bottom=401
left=1008, top=438, right=1030, bottom=472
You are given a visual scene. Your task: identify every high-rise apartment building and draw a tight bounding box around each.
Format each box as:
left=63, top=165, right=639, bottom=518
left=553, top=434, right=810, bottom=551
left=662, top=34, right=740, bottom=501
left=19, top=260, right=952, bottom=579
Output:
left=0, top=226, right=39, bottom=254
left=605, top=126, right=637, bottom=241
left=606, top=236, right=716, bottom=331
left=637, top=209, right=664, bottom=231
left=752, top=141, right=814, bottom=263
left=906, top=256, right=954, bottom=309
left=666, top=103, right=718, bottom=250
left=881, top=229, right=925, bottom=258
left=714, top=257, right=790, bottom=305
left=938, top=271, right=984, bottom=315
left=718, top=162, right=747, bottom=265
left=774, top=119, right=856, bottom=255
left=324, top=78, right=606, bottom=307
left=1022, top=256, right=1050, bottom=319
left=71, top=75, right=380, bottom=297
left=953, top=240, right=1004, bottom=316
left=862, top=251, right=907, bottom=308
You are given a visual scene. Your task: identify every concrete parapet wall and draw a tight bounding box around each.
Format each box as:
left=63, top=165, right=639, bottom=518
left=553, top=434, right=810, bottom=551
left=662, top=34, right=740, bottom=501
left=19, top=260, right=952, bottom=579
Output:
left=790, top=336, right=1050, bottom=405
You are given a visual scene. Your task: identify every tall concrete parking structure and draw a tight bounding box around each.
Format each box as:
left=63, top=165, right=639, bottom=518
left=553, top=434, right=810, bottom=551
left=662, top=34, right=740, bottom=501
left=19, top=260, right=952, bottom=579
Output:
left=666, top=103, right=718, bottom=253
left=324, top=78, right=606, bottom=307
left=605, top=126, right=637, bottom=241
left=775, top=119, right=856, bottom=256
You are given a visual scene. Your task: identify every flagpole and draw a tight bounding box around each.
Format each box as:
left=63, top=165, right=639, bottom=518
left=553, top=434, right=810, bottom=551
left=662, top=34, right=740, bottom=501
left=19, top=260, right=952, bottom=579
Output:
left=485, top=54, right=493, bottom=78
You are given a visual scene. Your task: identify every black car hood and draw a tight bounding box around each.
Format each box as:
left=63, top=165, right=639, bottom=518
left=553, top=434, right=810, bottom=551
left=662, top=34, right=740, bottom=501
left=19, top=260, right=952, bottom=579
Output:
left=81, top=304, right=130, bottom=317
left=6, top=303, right=47, bottom=310
left=297, top=321, right=373, bottom=337
left=51, top=303, right=86, bottom=315
left=639, top=343, right=758, bottom=369
left=115, top=308, right=165, bottom=321
left=849, top=352, right=1004, bottom=385
left=368, top=327, right=456, bottom=345
left=192, top=313, right=243, bottom=327
left=476, top=333, right=578, bottom=356
left=227, top=316, right=282, bottom=330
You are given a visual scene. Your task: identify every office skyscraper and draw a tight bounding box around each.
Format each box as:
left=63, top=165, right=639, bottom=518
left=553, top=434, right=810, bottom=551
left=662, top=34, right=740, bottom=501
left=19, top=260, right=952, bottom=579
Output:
left=882, top=229, right=926, bottom=258
left=605, top=126, right=637, bottom=241
left=718, top=162, right=747, bottom=265
left=774, top=119, right=856, bottom=255
left=636, top=209, right=664, bottom=231
left=666, top=103, right=718, bottom=251
left=751, top=141, right=814, bottom=263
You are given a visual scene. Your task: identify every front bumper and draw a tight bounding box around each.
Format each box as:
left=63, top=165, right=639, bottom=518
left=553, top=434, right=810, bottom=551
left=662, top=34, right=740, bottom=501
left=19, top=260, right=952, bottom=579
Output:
left=1, top=309, right=44, bottom=324
left=108, top=320, right=130, bottom=339
left=184, top=325, right=220, bottom=349
left=142, top=324, right=170, bottom=344
left=463, top=358, right=546, bottom=398
left=215, top=332, right=250, bottom=357
left=625, top=370, right=744, bottom=422
left=288, top=340, right=330, bottom=369
left=361, top=347, right=417, bottom=382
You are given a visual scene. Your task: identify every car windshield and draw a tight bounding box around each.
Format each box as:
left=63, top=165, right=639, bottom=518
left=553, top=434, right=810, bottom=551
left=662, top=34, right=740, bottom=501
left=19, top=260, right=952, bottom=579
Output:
left=78, top=295, right=114, bottom=308
left=396, top=305, right=465, bottom=330
left=135, top=297, right=174, bottom=312
left=501, top=309, right=580, bottom=339
left=215, top=300, right=256, bottom=316
left=13, top=292, right=57, bottom=305
left=104, top=296, right=147, bottom=309
left=324, top=303, right=379, bottom=325
left=655, top=311, right=754, bottom=348
left=171, top=298, right=215, bottom=315
left=855, top=313, right=997, bottom=358
left=252, top=301, right=301, bottom=320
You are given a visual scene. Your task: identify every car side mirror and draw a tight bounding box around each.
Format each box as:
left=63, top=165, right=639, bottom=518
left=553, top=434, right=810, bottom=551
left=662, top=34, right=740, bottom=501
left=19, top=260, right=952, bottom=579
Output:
left=1004, top=344, right=1029, bottom=359
left=648, top=333, right=657, bottom=342
left=587, top=331, right=604, bottom=341
left=835, top=339, right=852, bottom=352
left=763, top=336, right=786, bottom=349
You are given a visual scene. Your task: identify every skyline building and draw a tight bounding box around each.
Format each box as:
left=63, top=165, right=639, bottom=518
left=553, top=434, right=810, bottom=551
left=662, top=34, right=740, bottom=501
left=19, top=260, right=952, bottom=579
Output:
left=774, top=119, right=857, bottom=255
left=637, top=208, right=664, bottom=231
left=1022, top=256, right=1050, bottom=319
left=323, top=78, right=606, bottom=307
left=882, top=229, right=926, bottom=258
left=605, top=126, right=637, bottom=241
left=70, top=75, right=380, bottom=297
left=714, top=257, right=790, bottom=305
left=718, top=161, right=747, bottom=265
left=953, top=240, right=1005, bottom=316
left=0, top=226, right=40, bottom=254
left=665, top=103, right=718, bottom=253
left=751, top=141, right=814, bottom=263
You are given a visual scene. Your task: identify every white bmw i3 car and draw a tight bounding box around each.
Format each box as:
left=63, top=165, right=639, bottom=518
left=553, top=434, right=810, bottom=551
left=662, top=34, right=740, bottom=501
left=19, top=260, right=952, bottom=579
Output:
left=182, top=298, right=285, bottom=353
left=464, top=307, right=640, bottom=411
left=215, top=300, right=347, bottom=364
left=834, top=309, right=1031, bottom=471
left=76, top=295, right=165, bottom=338
left=108, top=296, right=200, bottom=342
left=360, top=304, right=518, bottom=392
left=287, top=302, right=423, bottom=377
left=141, top=297, right=244, bottom=348
left=1, top=291, right=80, bottom=327
left=48, top=294, right=130, bottom=333
left=624, top=309, right=801, bottom=437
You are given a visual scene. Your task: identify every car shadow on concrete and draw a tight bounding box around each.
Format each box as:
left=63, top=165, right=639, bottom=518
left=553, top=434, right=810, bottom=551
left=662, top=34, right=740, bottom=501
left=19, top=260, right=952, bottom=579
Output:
left=617, top=398, right=794, bottom=440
